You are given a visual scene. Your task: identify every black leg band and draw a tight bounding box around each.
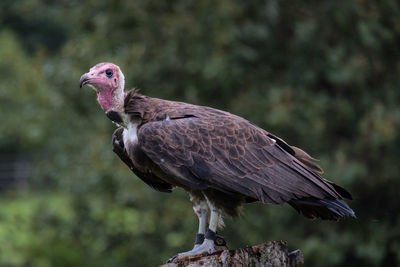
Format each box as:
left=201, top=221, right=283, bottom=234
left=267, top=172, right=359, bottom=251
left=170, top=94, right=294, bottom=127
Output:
left=205, top=228, right=217, bottom=241
left=194, top=233, right=205, bottom=245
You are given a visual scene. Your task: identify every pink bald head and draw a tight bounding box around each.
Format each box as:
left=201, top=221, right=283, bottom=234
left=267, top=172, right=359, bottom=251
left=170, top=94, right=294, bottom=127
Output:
left=80, top=62, right=125, bottom=111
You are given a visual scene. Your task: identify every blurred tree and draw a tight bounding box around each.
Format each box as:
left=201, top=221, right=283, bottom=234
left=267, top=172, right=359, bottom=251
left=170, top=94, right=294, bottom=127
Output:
left=0, top=0, right=399, bottom=266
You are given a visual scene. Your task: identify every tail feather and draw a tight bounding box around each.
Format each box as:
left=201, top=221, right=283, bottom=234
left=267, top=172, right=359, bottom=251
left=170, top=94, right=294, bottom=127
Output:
left=289, top=197, right=356, bottom=220
left=330, top=183, right=353, bottom=200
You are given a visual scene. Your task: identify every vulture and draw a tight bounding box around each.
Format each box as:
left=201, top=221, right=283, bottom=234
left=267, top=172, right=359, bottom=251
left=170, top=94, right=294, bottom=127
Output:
left=80, top=62, right=355, bottom=261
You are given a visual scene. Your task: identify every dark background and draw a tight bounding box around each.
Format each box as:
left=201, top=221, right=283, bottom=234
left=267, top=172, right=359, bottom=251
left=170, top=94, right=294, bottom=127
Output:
left=0, top=0, right=399, bottom=266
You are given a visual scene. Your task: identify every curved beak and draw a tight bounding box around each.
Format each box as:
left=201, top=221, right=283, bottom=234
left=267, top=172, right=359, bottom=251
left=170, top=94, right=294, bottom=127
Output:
left=79, top=73, right=90, bottom=88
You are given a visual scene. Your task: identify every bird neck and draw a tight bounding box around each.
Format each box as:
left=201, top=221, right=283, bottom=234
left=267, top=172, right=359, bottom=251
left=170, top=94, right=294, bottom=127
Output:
left=96, top=83, right=123, bottom=111
left=111, top=86, right=125, bottom=113
left=97, top=89, right=114, bottom=112
left=111, top=71, right=126, bottom=113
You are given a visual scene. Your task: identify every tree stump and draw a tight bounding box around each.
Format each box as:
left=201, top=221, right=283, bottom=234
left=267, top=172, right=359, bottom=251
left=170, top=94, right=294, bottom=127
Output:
left=161, top=241, right=303, bottom=267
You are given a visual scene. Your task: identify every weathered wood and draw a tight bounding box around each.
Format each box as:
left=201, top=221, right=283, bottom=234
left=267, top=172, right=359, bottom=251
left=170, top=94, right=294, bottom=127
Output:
left=161, top=241, right=303, bottom=267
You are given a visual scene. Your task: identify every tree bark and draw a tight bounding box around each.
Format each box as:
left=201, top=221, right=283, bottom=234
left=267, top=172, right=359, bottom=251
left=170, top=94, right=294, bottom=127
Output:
left=161, top=241, right=303, bottom=267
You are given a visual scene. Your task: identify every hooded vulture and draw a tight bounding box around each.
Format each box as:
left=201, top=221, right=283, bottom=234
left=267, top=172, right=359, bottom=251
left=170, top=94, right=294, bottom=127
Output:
left=80, top=62, right=355, bottom=261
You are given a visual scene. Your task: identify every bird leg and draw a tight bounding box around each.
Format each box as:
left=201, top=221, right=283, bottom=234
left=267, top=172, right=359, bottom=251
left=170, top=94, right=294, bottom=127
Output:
left=189, top=193, right=210, bottom=249
left=195, top=209, right=226, bottom=248
left=167, top=195, right=226, bottom=263
left=192, top=208, right=222, bottom=254
left=193, top=204, right=208, bottom=249
left=199, top=196, right=227, bottom=250
left=167, top=194, right=209, bottom=263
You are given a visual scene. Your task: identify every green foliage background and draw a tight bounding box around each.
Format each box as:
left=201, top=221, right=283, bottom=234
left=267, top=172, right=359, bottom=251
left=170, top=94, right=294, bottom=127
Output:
left=0, top=0, right=399, bottom=266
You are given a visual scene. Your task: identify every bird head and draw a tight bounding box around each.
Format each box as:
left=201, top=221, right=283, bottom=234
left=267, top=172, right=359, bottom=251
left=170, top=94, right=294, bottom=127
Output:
left=80, top=62, right=125, bottom=112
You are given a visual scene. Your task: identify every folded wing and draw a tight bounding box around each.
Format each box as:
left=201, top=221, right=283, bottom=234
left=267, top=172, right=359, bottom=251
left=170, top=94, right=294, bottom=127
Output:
left=112, top=127, right=174, bottom=193
left=137, top=115, right=351, bottom=205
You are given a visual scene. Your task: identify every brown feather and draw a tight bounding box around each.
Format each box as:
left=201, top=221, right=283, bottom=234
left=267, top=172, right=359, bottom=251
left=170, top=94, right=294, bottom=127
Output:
left=118, top=90, right=354, bottom=219
left=111, top=127, right=174, bottom=193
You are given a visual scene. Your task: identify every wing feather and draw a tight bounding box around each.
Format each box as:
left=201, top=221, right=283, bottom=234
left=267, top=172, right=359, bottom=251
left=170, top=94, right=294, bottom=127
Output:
left=138, top=115, right=345, bottom=204
left=111, top=127, right=174, bottom=193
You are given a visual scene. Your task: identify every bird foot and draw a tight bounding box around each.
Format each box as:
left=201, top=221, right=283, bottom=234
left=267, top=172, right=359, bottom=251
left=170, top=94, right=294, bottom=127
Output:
left=167, top=232, right=228, bottom=263
left=167, top=239, right=216, bottom=263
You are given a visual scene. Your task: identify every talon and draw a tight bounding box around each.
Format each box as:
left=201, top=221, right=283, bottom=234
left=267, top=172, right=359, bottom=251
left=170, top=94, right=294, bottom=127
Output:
left=167, top=254, right=178, bottom=263
left=167, top=239, right=216, bottom=262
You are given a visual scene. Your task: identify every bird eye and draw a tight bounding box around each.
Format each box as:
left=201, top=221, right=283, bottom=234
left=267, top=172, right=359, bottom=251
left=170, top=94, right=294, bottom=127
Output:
left=105, top=69, right=113, bottom=78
